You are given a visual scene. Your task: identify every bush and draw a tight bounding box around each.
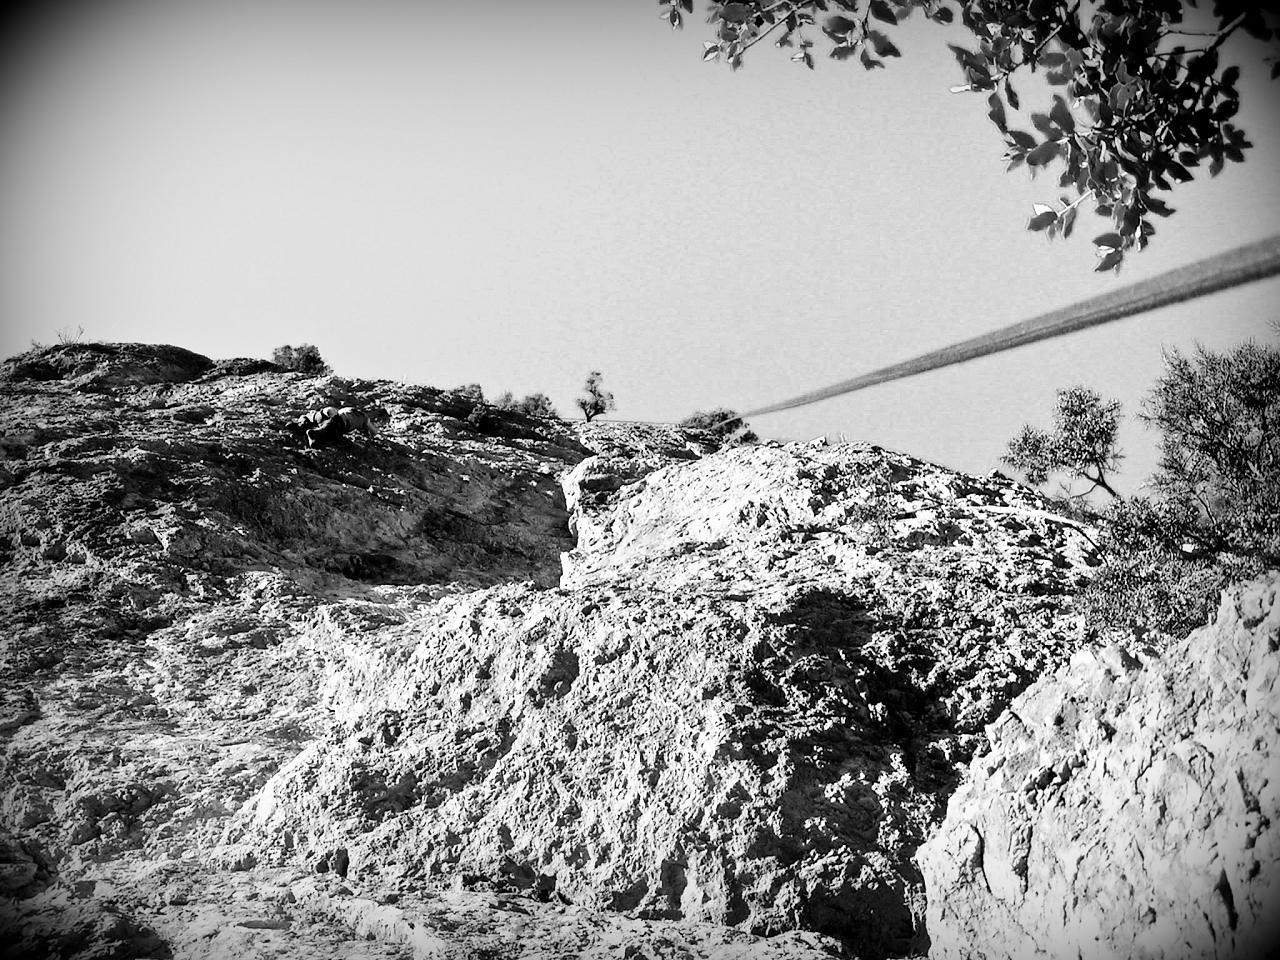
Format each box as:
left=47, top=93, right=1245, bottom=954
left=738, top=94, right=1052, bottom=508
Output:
left=1077, top=542, right=1260, bottom=639
left=271, top=343, right=332, bottom=375
left=679, top=407, right=758, bottom=445
left=495, top=391, right=560, bottom=418
left=453, top=383, right=485, bottom=402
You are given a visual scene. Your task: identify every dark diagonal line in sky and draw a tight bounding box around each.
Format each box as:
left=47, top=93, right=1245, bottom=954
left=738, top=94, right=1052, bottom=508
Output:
left=733, top=234, right=1280, bottom=423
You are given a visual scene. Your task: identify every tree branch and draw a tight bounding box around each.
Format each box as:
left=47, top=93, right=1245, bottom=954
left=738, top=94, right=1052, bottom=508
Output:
left=950, top=3, right=1081, bottom=94
left=741, top=13, right=795, bottom=54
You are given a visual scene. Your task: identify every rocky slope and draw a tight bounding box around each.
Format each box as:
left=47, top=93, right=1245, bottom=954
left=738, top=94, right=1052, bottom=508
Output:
left=0, top=341, right=1271, bottom=959
left=919, top=573, right=1280, bottom=960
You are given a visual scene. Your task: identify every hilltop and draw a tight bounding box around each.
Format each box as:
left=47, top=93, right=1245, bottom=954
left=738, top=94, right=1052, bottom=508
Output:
left=0, top=343, right=1275, bottom=959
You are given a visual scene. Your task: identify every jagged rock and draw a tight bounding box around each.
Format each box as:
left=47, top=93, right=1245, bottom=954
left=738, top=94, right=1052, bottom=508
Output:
left=14, top=340, right=1230, bottom=960
left=919, top=573, right=1280, bottom=960
left=227, top=439, right=1098, bottom=958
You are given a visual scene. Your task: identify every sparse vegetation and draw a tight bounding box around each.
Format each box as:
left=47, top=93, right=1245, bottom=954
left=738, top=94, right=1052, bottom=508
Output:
left=57, top=325, right=85, bottom=345
left=495, top=391, right=560, bottom=418
left=453, top=383, right=485, bottom=402
left=1012, top=341, right=1279, bottom=639
left=679, top=408, right=758, bottom=445
left=576, top=371, right=615, bottom=422
left=1078, top=497, right=1262, bottom=637
left=271, top=343, right=332, bottom=375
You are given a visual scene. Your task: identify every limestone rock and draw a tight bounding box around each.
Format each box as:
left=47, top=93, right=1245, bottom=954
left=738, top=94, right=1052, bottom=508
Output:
left=919, top=573, right=1280, bottom=960
left=7, top=340, right=1200, bottom=960
left=228, top=439, right=1098, bottom=957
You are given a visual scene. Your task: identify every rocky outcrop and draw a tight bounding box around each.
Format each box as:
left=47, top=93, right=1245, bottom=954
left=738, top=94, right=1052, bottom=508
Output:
left=2, top=341, right=216, bottom=389
left=226, top=438, right=1099, bottom=958
left=0, top=344, right=845, bottom=957
left=17, top=341, right=1263, bottom=959
left=919, top=573, right=1280, bottom=960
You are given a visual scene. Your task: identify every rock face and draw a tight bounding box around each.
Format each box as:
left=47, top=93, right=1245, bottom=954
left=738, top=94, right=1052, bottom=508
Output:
left=7, top=341, right=1269, bottom=959
left=225, top=436, right=1099, bottom=958
left=919, top=574, right=1280, bottom=960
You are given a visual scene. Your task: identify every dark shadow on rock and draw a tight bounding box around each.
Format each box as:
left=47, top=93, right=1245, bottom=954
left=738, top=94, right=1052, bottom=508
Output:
left=0, top=898, right=173, bottom=959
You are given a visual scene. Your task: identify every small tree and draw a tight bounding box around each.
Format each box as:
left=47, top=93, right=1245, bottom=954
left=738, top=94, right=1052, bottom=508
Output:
left=272, top=343, right=331, bottom=375
left=576, top=371, right=616, bottom=422
left=1143, top=339, right=1280, bottom=559
left=1002, top=386, right=1123, bottom=499
left=679, top=407, right=758, bottom=445
left=453, top=383, right=485, bottom=402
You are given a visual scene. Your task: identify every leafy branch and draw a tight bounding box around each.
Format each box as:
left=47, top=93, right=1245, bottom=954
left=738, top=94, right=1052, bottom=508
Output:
left=662, top=0, right=1280, bottom=273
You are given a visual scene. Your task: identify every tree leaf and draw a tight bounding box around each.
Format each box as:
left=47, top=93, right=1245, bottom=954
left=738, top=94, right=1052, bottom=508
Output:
left=1008, top=129, right=1037, bottom=150
left=859, top=47, right=885, bottom=70
left=1093, top=232, right=1122, bottom=247
left=1026, top=141, right=1062, bottom=166
left=1031, top=113, right=1057, bottom=136
left=869, top=0, right=898, bottom=25
left=1095, top=250, right=1123, bottom=272
left=867, top=29, right=901, bottom=58
left=702, top=42, right=720, bottom=61
left=1186, top=48, right=1219, bottom=83
left=1242, top=9, right=1273, bottom=41
left=1049, top=96, right=1074, bottom=133
left=720, top=2, right=749, bottom=24
left=1032, top=202, right=1056, bottom=216
left=824, top=14, right=856, bottom=33
left=1028, top=210, right=1058, bottom=231
left=987, top=92, right=1007, bottom=131
left=933, top=6, right=954, bottom=24
left=1004, top=79, right=1020, bottom=111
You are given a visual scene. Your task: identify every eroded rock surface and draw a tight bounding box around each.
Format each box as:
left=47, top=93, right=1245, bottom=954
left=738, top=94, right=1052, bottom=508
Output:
left=920, top=573, right=1280, bottom=960
left=1, top=340, right=1187, bottom=959
left=0, top=344, right=841, bottom=957
left=226, top=437, right=1100, bottom=958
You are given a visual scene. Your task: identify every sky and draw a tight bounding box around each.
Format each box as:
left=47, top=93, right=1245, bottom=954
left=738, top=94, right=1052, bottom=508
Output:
left=1, top=0, right=1277, bottom=494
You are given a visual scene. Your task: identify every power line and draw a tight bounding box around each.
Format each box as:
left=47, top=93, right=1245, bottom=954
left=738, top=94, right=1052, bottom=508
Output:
left=729, top=234, right=1280, bottom=424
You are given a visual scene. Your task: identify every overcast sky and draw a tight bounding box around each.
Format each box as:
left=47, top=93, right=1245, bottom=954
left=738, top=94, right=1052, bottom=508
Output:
left=2, top=0, right=1277, bottom=492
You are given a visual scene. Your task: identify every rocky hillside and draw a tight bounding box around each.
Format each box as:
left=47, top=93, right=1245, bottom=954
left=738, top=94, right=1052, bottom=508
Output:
left=0, top=342, right=1273, bottom=959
